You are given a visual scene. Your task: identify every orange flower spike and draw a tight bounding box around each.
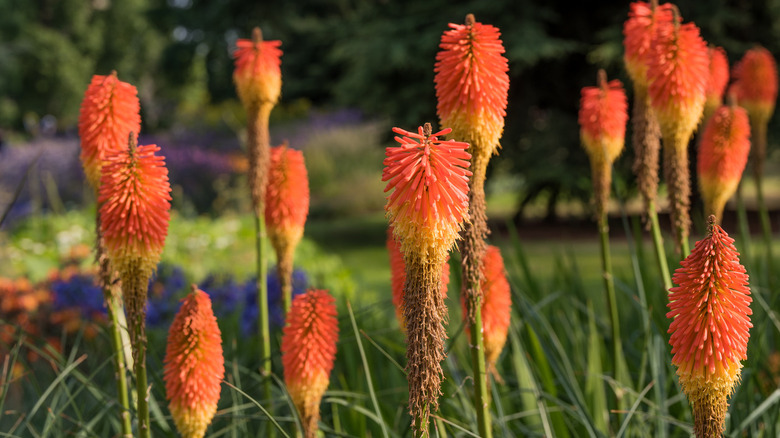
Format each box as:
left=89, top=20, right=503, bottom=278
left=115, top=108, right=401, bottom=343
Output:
left=282, top=289, right=339, bottom=438
left=461, top=245, right=511, bottom=377
left=266, top=144, right=310, bottom=310
left=647, top=17, right=709, bottom=145
left=382, top=124, right=472, bottom=259
left=698, top=106, right=751, bottom=222
left=435, top=14, right=509, bottom=162
left=232, top=27, right=282, bottom=110
left=623, top=1, right=676, bottom=87
left=667, top=217, right=752, bottom=437
left=164, top=286, right=224, bottom=438
left=734, top=46, right=778, bottom=124
left=78, top=72, right=141, bottom=190
left=99, top=140, right=172, bottom=285
left=387, top=229, right=450, bottom=332
left=579, top=73, right=628, bottom=165
left=704, top=47, right=729, bottom=120
left=578, top=71, right=628, bottom=219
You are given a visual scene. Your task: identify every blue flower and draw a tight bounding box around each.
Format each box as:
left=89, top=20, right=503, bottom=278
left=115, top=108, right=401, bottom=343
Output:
left=50, top=273, right=105, bottom=319
left=240, top=267, right=308, bottom=336
left=146, top=263, right=187, bottom=327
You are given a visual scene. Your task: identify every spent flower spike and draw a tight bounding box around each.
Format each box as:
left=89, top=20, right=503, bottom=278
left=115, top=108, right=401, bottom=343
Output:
left=698, top=105, right=751, bottom=223
left=667, top=217, right=752, bottom=437
left=282, top=289, right=338, bottom=438
left=164, top=286, right=224, bottom=438
left=387, top=228, right=450, bottom=332
left=78, top=72, right=141, bottom=190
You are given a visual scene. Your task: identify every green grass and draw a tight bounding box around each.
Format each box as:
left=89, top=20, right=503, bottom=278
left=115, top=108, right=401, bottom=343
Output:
left=2, top=208, right=780, bottom=436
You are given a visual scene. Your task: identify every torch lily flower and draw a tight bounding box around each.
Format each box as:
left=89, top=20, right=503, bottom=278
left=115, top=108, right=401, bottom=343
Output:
left=164, top=286, right=224, bottom=438
left=78, top=72, right=141, bottom=191
left=578, top=70, right=628, bottom=221
left=704, top=47, right=729, bottom=123
left=282, top=289, right=338, bottom=438
left=667, top=217, right=752, bottom=437
left=266, top=143, right=309, bottom=313
left=382, top=123, right=470, bottom=435
left=698, top=105, right=751, bottom=223
left=233, top=27, right=282, bottom=111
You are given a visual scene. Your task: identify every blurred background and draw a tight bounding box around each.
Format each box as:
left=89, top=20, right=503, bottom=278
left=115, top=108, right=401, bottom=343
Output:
left=2, top=0, right=780, bottom=226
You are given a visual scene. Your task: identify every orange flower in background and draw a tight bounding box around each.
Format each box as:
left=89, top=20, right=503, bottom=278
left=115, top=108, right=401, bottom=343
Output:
left=233, top=27, right=282, bottom=110
left=382, top=125, right=471, bottom=259
left=647, top=19, right=709, bottom=144
left=282, top=289, right=338, bottom=438
left=461, top=245, right=511, bottom=378
left=99, top=141, right=172, bottom=284
left=266, top=144, right=309, bottom=252
left=164, top=286, right=224, bottom=438
left=667, top=218, right=752, bottom=437
left=733, top=46, right=778, bottom=123
left=698, top=105, right=751, bottom=222
left=623, top=1, right=676, bottom=87
left=579, top=74, right=628, bottom=165
left=387, top=229, right=450, bottom=332
left=78, top=72, right=141, bottom=190
left=435, top=14, right=509, bottom=160
left=578, top=71, right=628, bottom=220
left=704, top=47, right=729, bottom=118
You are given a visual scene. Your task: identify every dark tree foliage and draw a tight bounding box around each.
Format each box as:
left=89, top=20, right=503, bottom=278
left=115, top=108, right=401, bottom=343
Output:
left=0, top=0, right=777, bottom=218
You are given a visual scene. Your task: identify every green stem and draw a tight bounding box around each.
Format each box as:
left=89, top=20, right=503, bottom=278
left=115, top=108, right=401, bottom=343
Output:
left=468, top=296, right=492, bottom=438
left=736, top=183, right=754, bottom=265
left=134, top=312, right=150, bottom=438
left=752, top=119, right=774, bottom=271
left=255, top=214, right=272, bottom=403
left=756, top=169, right=774, bottom=270
left=647, top=202, right=672, bottom=292
left=107, top=297, right=133, bottom=437
left=598, top=214, right=622, bottom=371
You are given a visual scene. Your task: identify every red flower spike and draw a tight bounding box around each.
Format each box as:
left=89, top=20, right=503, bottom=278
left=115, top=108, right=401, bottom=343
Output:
left=578, top=75, right=629, bottom=165
left=698, top=106, right=751, bottom=222
left=733, top=46, right=778, bottom=123
left=623, top=1, right=676, bottom=87
left=98, top=141, right=172, bottom=283
left=382, top=125, right=471, bottom=258
left=233, top=27, right=282, bottom=110
left=387, top=229, right=449, bottom=332
left=647, top=19, right=709, bottom=144
left=265, top=144, right=309, bottom=247
left=164, top=286, right=224, bottom=438
left=282, top=289, right=338, bottom=438
left=435, top=15, right=509, bottom=158
left=667, top=218, right=752, bottom=436
left=78, top=72, right=141, bottom=190
left=461, top=245, right=511, bottom=376
left=705, top=47, right=729, bottom=116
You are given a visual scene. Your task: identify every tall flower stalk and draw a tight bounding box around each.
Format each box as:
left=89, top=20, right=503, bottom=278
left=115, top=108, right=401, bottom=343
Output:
left=164, top=285, right=224, bottom=438
left=382, top=124, right=471, bottom=437
left=266, top=143, right=309, bottom=314
left=646, top=8, right=709, bottom=256
left=578, top=70, right=629, bottom=380
left=99, top=138, right=172, bottom=438
left=667, top=216, right=752, bottom=437
left=282, top=289, right=339, bottom=438
left=623, top=0, right=675, bottom=290
left=78, top=71, right=141, bottom=437
left=232, top=27, right=282, bottom=387
left=733, top=47, right=778, bottom=267
left=698, top=104, right=751, bottom=223
left=435, top=14, right=509, bottom=436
